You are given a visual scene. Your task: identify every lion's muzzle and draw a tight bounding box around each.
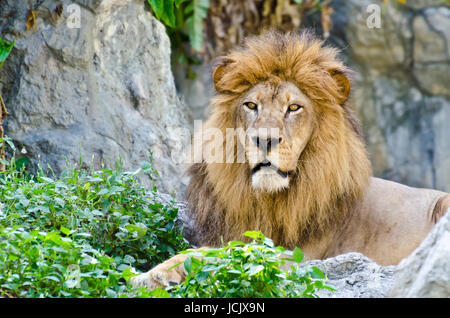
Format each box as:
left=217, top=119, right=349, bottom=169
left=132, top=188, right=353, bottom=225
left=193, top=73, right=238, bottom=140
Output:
left=251, top=160, right=290, bottom=192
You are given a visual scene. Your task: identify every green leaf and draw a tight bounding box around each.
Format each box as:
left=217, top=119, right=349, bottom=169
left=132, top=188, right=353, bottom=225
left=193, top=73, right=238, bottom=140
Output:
left=0, top=37, right=14, bottom=68
left=123, top=255, right=136, bottom=264
left=247, top=264, right=264, bottom=276
left=121, top=267, right=135, bottom=282
left=293, top=247, right=304, bottom=263
left=162, top=0, right=176, bottom=27
left=310, top=266, right=325, bottom=279
left=97, top=188, right=109, bottom=195
left=175, top=0, right=189, bottom=8
left=184, top=256, right=193, bottom=274
left=15, top=157, right=29, bottom=170
left=227, top=240, right=245, bottom=247
left=147, top=0, right=164, bottom=20
left=19, top=199, right=30, bottom=207
left=184, top=0, right=210, bottom=51
left=141, top=161, right=152, bottom=174
left=149, top=287, right=171, bottom=298
left=45, top=275, right=61, bottom=282
left=243, top=231, right=265, bottom=240
left=91, top=209, right=103, bottom=216
left=60, top=226, right=71, bottom=236
left=105, top=288, right=117, bottom=298
left=322, top=284, right=337, bottom=291
left=125, top=223, right=148, bottom=240
left=148, top=0, right=176, bottom=28
left=2, top=136, right=16, bottom=151
left=196, top=271, right=209, bottom=283
left=101, top=198, right=111, bottom=212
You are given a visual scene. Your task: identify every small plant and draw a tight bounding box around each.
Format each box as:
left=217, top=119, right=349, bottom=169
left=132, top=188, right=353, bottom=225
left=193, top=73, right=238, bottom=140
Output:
left=156, top=231, right=335, bottom=298
left=147, top=0, right=209, bottom=52
left=0, top=37, right=14, bottom=69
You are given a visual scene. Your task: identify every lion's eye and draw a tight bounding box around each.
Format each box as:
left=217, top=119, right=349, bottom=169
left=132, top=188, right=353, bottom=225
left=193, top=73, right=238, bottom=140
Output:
left=244, top=102, right=258, bottom=111
left=288, top=104, right=303, bottom=112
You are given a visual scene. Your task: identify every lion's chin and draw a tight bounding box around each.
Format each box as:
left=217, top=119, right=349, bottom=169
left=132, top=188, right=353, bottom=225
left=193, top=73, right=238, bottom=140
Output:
left=251, top=168, right=290, bottom=192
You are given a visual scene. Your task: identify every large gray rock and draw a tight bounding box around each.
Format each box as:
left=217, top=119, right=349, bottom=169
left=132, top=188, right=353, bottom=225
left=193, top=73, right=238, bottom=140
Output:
left=391, top=209, right=450, bottom=298
left=0, top=0, right=191, bottom=196
left=306, top=253, right=395, bottom=298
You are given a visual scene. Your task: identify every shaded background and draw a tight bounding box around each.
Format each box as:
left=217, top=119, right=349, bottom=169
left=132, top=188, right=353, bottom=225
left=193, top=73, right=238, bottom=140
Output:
left=0, top=0, right=449, bottom=197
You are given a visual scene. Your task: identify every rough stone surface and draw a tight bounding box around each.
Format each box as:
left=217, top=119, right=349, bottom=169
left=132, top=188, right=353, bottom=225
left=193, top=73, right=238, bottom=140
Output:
left=306, top=253, right=395, bottom=298
left=331, top=0, right=450, bottom=192
left=391, top=209, right=450, bottom=298
left=173, top=0, right=450, bottom=192
left=0, top=0, right=191, bottom=196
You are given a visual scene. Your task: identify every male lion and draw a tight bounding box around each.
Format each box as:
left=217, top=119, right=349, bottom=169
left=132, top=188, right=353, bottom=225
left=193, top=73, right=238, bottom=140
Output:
left=131, top=31, right=450, bottom=289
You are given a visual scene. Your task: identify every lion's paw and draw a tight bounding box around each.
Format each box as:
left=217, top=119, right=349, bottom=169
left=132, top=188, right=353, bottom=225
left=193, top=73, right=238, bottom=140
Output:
left=130, top=261, right=185, bottom=291
left=130, top=271, right=164, bottom=290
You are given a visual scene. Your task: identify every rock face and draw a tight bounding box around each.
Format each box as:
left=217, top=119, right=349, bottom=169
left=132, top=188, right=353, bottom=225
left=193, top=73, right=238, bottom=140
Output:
left=391, top=209, right=450, bottom=298
left=306, top=253, right=395, bottom=298
left=0, top=0, right=191, bottom=196
left=329, top=0, right=450, bottom=193
left=174, top=0, right=450, bottom=192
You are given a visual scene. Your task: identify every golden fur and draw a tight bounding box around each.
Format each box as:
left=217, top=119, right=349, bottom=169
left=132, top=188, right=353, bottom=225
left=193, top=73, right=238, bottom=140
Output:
left=185, top=31, right=372, bottom=249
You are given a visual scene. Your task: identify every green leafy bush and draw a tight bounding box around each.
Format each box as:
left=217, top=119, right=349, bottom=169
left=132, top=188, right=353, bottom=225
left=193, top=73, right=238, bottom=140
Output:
left=159, top=231, right=335, bottom=298
left=0, top=140, right=188, bottom=297
left=0, top=227, right=128, bottom=297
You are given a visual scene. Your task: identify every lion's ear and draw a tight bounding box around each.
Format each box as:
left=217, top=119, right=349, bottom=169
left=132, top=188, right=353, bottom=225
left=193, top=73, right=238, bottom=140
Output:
left=331, top=71, right=351, bottom=105
left=212, top=56, right=233, bottom=93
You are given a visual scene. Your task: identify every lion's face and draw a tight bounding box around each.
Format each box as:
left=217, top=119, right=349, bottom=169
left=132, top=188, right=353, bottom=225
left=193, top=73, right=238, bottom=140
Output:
left=187, top=31, right=372, bottom=249
left=236, top=81, right=316, bottom=192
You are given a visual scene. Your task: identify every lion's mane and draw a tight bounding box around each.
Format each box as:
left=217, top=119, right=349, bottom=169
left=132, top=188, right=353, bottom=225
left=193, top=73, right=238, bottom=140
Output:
left=185, top=31, right=372, bottom=249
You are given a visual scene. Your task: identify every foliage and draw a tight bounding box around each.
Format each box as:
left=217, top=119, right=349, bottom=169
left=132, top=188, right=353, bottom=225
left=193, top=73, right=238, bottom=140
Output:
left=0, top=37, right=14, bottom=69
left=147, top=0, right=209, bottom=53
left=155, top=231, right=335, bottom=298
left=147, top=0, right=209, bottom=77
left=0, top=140, right=188, bottom=297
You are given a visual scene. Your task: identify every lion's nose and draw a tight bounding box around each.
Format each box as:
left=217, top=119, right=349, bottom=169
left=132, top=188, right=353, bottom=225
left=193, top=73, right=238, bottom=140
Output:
left=251, top=136, right=282, bottom=151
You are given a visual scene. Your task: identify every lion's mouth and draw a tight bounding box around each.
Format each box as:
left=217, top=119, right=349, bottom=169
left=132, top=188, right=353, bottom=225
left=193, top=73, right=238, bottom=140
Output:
left=251, top=160, right=289, bottom=178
